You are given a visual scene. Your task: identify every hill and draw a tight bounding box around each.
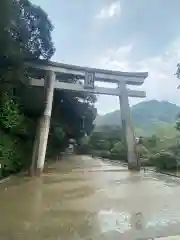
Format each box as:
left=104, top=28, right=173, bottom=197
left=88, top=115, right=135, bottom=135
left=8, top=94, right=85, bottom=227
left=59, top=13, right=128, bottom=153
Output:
left=95, top=100, right=180, bottom=136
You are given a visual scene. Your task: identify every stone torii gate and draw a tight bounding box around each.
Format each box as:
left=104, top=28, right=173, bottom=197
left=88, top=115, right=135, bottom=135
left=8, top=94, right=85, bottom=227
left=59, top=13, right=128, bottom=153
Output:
left=27, top=60, right=148, bottom=175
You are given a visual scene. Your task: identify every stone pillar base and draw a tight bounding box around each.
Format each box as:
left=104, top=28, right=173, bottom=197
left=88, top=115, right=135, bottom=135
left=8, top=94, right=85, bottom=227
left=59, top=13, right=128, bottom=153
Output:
left=29, top=167, right=35, bottom=177
left=128, top=162, right=140, bottom=171
left=35, top=168, right=43, bottom=177
left=35, top=115, right=50, bottom=175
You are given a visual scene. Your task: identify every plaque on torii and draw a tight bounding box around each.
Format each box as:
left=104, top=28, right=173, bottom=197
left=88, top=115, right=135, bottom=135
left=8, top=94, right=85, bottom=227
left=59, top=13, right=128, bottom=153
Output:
left=84, top=71, right=95, bottom=89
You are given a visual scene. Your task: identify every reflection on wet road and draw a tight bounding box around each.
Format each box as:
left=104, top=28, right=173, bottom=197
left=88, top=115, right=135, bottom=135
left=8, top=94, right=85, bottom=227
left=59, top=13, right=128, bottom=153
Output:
left=1, top=155, right=180, bottom=239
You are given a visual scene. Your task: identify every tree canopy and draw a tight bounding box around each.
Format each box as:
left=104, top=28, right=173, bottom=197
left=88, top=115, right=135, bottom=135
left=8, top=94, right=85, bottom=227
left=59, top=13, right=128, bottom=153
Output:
left=0, top=0, right=97, bottom=177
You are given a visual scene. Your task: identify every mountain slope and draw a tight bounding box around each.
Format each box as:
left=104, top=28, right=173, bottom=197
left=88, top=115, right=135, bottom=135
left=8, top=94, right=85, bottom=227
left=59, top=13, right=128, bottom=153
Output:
left=95, top=100, right=180, bottom=136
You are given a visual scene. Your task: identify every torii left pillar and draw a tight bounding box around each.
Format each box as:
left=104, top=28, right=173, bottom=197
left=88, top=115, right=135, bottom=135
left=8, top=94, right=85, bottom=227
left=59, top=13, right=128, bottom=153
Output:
left=31, top=70, right=55, bottom=176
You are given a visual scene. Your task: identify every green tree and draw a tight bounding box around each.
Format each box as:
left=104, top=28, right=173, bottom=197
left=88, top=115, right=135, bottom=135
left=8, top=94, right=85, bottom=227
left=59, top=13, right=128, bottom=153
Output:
left=0, top=0, right=55, bottom=85
left=89, top=126, right=121, bottom=149
left=0, top=0, right=97, bottom=177
left=0, top=0, right=55, bottom=176
left=175, top=112, right=180, bottom=132
left=110, top=141, right=127, bottom=161
left=150, top=151, right=177, bottom=170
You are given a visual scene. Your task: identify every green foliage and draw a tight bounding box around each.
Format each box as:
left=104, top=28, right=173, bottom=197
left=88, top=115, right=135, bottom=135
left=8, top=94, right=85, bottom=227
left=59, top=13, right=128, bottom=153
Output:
left=0, top=91, right=33, bottom=177
left=0, top=0, right=97, bottom=178
left=0, top=92, right=24, bottom=130
left=1, top=0, right=55, bottom=61
left=46, top=123, right=66, bottom=157
left=88, top=126, right=126, bottom=161
left=53, top=124, right=65, bottom=141
left=77, top=144, right=91, bottom=155
left=0, top=131, right=24, bottom=177
left=155, top=124, right=178, bottom=139
left=0, top=0, right=56, bottom=177
left=0, top=132, right=16, bottom=171
left=93, top=125, right=121, bottom=141
left=175, top=112, right=180, bottom=133
left=111, top=141, right=126, bottom=153
left=94, top=140, right=110, bottom=151
left=0, top=0, right=55, bottom=89
left=142, top=135, right=159, bottom=153
left=94, top=97, right=180, bottom=170
left=176, top=121, right=180, bottom=132
left=94, top=150, right=111, bottom=159
left=110, top=141, right=127, bottom=161
left=89, top=126, right=121, bottom=150
left=149, top=151, right=177, bottom=170
left=18, top=0, right=55, bottom=60
left=52, top=90, right=97, bottom=143
left=140, top=159, right=154, bottom=167
left=168, top=143, right=180, bottom=156
left=136, top=144, right=148, bottom=158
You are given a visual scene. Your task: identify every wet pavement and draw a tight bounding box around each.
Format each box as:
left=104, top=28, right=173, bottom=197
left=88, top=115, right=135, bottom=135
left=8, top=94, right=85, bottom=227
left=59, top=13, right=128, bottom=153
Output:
left=1, top=155, right=180, bottom=239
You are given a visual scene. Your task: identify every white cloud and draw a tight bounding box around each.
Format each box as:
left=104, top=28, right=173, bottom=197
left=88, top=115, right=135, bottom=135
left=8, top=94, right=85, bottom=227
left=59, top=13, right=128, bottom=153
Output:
left=95, top=1, right=121, bottom=19
left=93, top=39, right=180, bottom=114
left=95, top=45, right=133, bottom=71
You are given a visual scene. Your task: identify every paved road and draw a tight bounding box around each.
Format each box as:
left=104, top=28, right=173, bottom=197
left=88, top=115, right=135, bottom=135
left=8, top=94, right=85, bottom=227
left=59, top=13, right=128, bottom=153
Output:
left=1, top=155, right=180, bottom=239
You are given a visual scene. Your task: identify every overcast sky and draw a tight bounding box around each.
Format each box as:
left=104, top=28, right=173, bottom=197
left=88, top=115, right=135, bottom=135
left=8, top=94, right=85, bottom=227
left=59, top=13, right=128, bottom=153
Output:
left=31, top=0, right=180, bottom=114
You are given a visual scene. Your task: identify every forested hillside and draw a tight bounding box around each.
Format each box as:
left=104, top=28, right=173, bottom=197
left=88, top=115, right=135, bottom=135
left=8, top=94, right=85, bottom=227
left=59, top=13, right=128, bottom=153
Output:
left=95, top=100, right=180, bottom=136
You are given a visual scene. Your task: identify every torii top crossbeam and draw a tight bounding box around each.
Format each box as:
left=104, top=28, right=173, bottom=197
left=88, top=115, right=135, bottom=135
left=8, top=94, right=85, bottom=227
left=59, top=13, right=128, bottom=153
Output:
left=26, top=59, right=148, bottom=86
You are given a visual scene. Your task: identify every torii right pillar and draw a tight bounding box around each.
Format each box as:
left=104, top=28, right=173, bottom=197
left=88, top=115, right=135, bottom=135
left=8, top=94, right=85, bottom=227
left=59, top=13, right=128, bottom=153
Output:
left=119, top=81, right=140, bottom=170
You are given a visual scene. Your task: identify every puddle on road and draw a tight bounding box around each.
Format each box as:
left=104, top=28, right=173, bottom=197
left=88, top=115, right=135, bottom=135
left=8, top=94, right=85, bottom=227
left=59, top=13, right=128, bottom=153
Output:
left=1, top=157, right=180, bottom=239
left=60, top=186, right=94, bottom=200
left=98, top=210, right=131, bottom=234
left=97, top=210, right=180, bottom=234
left=147, top=213, right=180, bottom=228
left=42, top=177, right=85, bottom=185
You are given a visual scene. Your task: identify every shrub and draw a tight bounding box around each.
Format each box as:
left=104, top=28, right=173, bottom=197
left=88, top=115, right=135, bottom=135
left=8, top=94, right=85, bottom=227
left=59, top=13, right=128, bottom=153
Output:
left=96, top=150, right=111, bottom=158
left=0, top=92, right=24, bottom=130
left=136, top=144, right=149, bottom=158
left=140, top=159, right=154, bottom=167
left=77, top=143, right=91, bottom=155
left=149, top=151, right=177, bottom=170
left=0, top=131, right=25, bottom=177
left=110, top=141, right=127, bottom=161
left=0, top=91, right=32, bottom=178
left=168, top=144, right=180, bottom=156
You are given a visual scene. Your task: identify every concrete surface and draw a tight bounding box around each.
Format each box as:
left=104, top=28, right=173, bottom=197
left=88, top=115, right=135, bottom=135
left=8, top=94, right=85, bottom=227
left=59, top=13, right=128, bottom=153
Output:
left=0, top=155, right=180, bottom=239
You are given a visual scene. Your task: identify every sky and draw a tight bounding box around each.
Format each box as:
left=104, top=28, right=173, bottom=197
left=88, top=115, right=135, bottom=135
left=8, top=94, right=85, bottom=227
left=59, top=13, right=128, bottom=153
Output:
left=31, top=0, right=180, bottom=115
